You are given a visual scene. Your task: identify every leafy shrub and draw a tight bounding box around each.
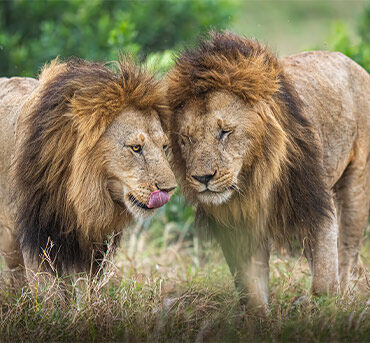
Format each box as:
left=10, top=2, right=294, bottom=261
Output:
left=0, top=0, right=237, bottom=77
left=327, top=6, right=370, bottom=72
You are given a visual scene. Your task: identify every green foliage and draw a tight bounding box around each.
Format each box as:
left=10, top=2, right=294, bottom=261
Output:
left=0, top=0, right=135, bottom=76
left=146, top=50, right=175, bottom=76
left=126, top=0, right=237, bottom=55
left=327, top=6, right=370, bottom=72
left=0, top=0, right=237, bottom=77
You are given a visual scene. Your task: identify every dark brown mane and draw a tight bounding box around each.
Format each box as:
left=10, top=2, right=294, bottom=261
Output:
left=14, top=58, right=166, bottom=273
left=168, top=31, right=332, bottom=245
left=167, top=31, right=282, bottom=111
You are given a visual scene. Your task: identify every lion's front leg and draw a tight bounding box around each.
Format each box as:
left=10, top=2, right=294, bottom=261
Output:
left=0, top=225, right=25, bottom=287
left=214, top=228, right=270, bottom=313
left=235, top=242, right=270, bottom=311
left=304, top=212, right=339, bottom=295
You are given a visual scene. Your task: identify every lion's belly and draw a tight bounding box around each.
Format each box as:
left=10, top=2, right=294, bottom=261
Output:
left=0, top=77, right=39, bottom=231
left=282, top=51, right=370, bottom=189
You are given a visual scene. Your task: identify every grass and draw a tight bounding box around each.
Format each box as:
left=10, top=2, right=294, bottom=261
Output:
left=0, top=223, right=369, bottom=342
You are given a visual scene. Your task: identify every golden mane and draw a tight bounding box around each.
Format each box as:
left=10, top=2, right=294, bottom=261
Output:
left=167, top=32, right=332, bottom=245
left=13, top=58, right=167, bottom=273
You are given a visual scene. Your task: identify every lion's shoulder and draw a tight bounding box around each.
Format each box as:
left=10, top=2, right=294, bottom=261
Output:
left=0, top=77, right=39, bottom=221
left=0, top=77, right=39, bottom=162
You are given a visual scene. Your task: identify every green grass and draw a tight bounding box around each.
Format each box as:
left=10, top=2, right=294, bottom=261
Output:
left=0, top=227, right=369, bottom=342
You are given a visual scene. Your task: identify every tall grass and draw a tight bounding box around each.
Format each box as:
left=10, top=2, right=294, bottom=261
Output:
left=0, top=223, right=369, bottom=342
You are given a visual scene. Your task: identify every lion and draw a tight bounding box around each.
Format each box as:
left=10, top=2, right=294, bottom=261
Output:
left=0, top=58, right=176, bottom=288
left=166, top=32, right=370, bottom=311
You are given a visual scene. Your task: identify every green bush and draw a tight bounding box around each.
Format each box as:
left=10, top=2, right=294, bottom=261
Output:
left=0, top=0, right=237, bottom=77
left=327, top=6, right=370, bottom=72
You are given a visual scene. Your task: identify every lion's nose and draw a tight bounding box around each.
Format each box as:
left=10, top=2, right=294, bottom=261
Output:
left=192, top=170, right=216, bottom=186
left=155, top=183, right=176, bottom=193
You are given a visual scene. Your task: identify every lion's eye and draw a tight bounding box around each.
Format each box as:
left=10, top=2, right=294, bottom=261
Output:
left=219, top=129, right=233, bottom=140
left=131, top=145, right=142, bottom=153
left=163, top=144, right=168, bottom=151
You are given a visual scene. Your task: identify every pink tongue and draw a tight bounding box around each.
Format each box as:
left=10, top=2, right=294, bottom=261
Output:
left=148, top=190, right=170, bottom=209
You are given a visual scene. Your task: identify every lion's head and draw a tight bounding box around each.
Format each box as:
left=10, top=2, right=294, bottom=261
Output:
left=167, top=32, right=286, bottom=207
left=99, top=105, right=176, bottom=218
left=14, top=58, right=176, bottom=270
left=167, top=32, right=331, bottom=241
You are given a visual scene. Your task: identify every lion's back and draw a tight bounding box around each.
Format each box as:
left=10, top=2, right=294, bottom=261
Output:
left=282, top=51, right=370, bottom=188
left=0, top=77, right=38, bottom=106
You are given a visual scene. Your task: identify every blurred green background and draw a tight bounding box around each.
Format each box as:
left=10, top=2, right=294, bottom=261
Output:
left=0, top=0, right=369, bottom=244
left=1, top=0, right=369, bottom=77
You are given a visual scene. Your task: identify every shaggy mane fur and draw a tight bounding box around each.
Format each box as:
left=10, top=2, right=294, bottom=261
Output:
left=167, top=31, right=332, bottom=245
left=14, top=58, right=166, bottom=273
left=167, top=31, right=282, bottom=110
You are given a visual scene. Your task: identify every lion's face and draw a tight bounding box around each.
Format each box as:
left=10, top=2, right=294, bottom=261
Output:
left=99, top=107, right=176, bottom=218
left=173, top=91, right=264, bottom=206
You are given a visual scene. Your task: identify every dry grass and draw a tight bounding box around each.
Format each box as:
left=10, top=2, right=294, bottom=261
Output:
left=0, top=223, right=369, bottom=342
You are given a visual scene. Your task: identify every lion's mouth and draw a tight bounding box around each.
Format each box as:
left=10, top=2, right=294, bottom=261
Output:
left=199, top=189, right=219, bottom=194
left=199, top=185, right=235, bottom=194
left=128, top=194, right=151, bottom=210
left=196, top=185, right=236, bottom=205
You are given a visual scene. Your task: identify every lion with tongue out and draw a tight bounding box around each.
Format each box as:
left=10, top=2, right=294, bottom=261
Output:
left=0, top=57, right=176, bottom=287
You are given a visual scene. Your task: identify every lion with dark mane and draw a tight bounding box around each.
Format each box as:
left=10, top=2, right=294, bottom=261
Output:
left=0, top=58, right=176, bottom=287
left=167, top=32, right=369, bottom=311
